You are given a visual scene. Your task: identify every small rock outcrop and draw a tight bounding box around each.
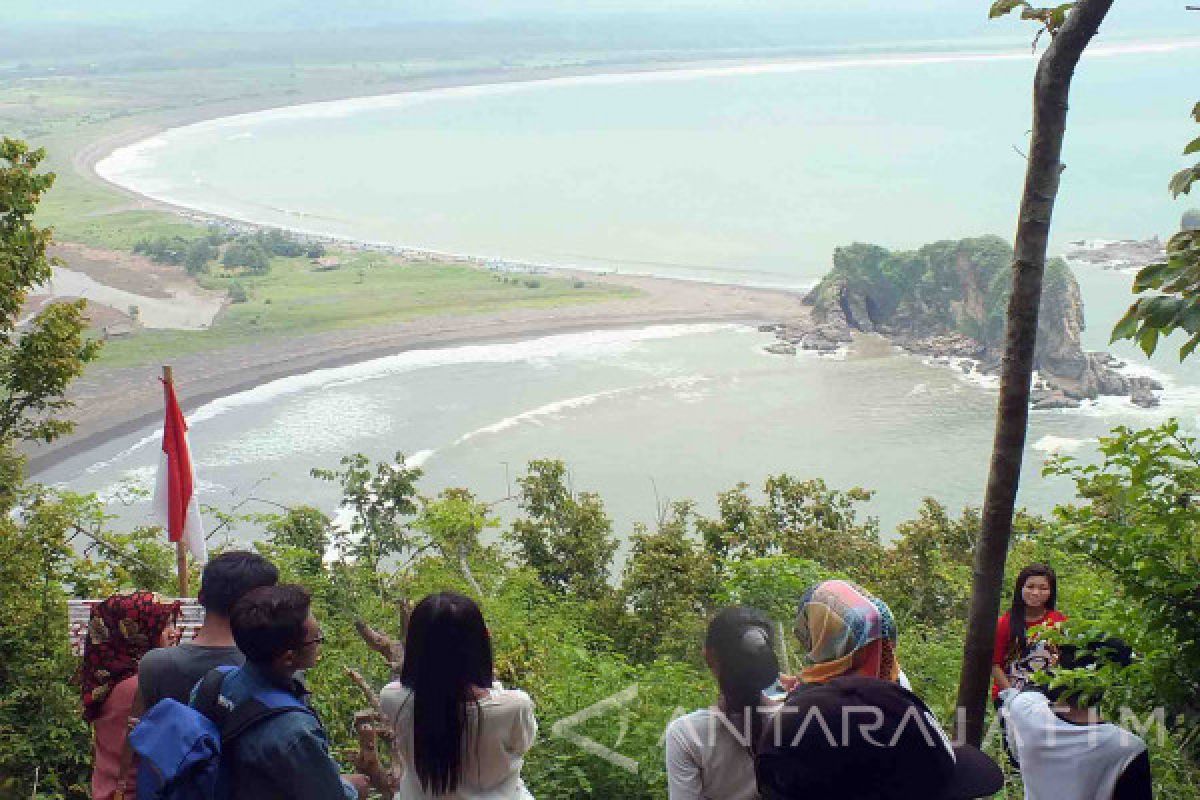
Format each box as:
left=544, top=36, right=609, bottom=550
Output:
left=761, top=236, right=1160, bottom=409
left=1064, top=238, right=1166, bottom=271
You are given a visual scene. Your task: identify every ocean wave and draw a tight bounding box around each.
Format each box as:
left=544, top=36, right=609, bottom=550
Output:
left=451, top=374, right=712, bottom=447
left=1032, top=435, right=1092, bottom=455
left=84, top=325, right=733, bottom=471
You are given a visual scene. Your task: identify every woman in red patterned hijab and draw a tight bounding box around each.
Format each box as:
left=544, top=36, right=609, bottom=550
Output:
left=79, top=590, right=181, bottom=800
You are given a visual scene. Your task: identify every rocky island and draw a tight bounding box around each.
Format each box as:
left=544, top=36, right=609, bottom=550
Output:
left=764, top=235, right=1161, bottom=409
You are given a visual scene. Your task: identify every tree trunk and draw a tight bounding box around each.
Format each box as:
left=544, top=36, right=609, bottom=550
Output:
left=954, top=0, right=1114, bottom=747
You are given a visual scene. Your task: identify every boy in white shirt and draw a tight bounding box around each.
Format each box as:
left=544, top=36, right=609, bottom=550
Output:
left=1000, top=638, right=1152, bottom=800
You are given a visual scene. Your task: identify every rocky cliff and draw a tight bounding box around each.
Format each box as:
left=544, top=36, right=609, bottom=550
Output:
left=767, top=236, right=1160, bottom=408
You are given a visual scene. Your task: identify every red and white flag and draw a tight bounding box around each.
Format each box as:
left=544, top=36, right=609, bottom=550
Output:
left=153, top=378, right=207, bottom=563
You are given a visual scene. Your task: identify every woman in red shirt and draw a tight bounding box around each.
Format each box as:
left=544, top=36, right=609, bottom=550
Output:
left=991, top=563, right=1067, bottom=701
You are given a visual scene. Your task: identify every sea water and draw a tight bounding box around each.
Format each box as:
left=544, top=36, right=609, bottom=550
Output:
left=56, top=30, right=1200, bottom=545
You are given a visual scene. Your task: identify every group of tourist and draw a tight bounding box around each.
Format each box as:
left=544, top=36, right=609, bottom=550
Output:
left=79, top=555, right=1151, bottom=799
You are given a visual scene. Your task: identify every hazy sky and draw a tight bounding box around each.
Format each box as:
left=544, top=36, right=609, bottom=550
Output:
left=0, top=0, right=1104, bottom=27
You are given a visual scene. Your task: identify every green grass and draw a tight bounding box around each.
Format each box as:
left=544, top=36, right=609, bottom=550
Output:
left=94, top=253, right=639, bottom=367
left=7, top=57, right=644, bottom=370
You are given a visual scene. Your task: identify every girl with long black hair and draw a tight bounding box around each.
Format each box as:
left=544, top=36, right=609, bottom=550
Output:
left=991, top=563, right=1068, bottom=701
left=665, top=606, right=781, bottom=800
left=381, top=592, right=537, bottom=799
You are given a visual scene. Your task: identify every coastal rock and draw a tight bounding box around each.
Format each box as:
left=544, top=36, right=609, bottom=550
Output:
left=767, top=317, right=853, bottom=353
left=1131, top=387, right=1160, bottom=408
left=1031, top=391, right=1081, bottom=410
left=800, top=235, right=1162, bottom=407
left=764, top=342, right=797, bottom=356
left=1064, top=237, right=1166, bottom=271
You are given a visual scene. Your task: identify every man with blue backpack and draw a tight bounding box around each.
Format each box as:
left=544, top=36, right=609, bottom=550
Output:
left=132, top=584, right=371, bottom=799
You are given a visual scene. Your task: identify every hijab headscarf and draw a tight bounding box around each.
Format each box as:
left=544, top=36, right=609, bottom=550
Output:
left=79, top=591, right=181, bottom=722
left=794, top=580, right=900, bottom=684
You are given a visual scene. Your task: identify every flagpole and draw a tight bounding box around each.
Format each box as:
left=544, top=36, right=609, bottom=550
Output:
left=163, top=364, right=190, bottom=598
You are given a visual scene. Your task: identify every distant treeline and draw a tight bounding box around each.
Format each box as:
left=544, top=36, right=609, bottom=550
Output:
left=133, top=227, right=325, bottom=275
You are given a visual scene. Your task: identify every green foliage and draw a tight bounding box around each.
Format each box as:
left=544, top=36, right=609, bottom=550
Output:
left=310, top=452, right=421, bottom=584
left=1112, top=228, right=1200, bottom=359
left=1114, top=103, right=1200, bottom=361
left=222, top=239, right=271, bottom=273
left=878, top=499, right=977, bottom=624
left=811, top=236, right=1023, bottom=348
left=228, top=281, right=249, bottom=303
left=1043, top=421, right=1200, bottom=733
left=413, top=488, right=499, bottom=592
left=1170, top=103, right=1200, bottom=200
left=507, top=460, right=617, bottom=599
left=133, top=234, right=192, bottom=266
left=696, top=475, right=882, bottom=579
left=615, top=502, right=716, bottom=662
left=184, top=238, right=216, bottom=274
left=0, top=139, right=100, bottom=446
left=988, top=0, right=1077, bottom=34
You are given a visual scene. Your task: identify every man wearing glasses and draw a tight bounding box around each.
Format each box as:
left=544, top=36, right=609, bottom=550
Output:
left=205, top=583, right=371, bottom=799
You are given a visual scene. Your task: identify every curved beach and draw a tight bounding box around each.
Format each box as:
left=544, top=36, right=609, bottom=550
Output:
left=33, top=38, right=1200, bottom=473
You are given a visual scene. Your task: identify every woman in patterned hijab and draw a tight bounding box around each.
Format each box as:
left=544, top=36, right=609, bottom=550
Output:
left=793, top=579, right=901, bottom=685
left=79, top=591, right=181, bottom=800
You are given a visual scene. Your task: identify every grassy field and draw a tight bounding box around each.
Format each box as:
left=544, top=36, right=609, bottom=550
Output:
left=95, top=252, right=637, bottom=368
left=1, top=53, right=647, bottom=369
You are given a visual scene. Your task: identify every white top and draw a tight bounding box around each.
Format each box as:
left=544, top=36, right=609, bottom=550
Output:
left=665, top=708, right=762, bottom=800
left=1000, top=689, right=1147, bottom=800
left=381, top=683, right=537, bottom=800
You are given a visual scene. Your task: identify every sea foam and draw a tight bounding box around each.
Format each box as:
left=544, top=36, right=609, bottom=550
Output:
left=82, top=325, right=736, bottom=472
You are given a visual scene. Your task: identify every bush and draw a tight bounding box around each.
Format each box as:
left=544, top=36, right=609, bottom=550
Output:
left=228, top=282, right=249, bottom=303
left=132, top=235, right=191, bottom=266
left=184, top=239, right=215, bottom=274
left=222, top=240, right=270, bottom=273
left=523, top=279, right=541, bottom=289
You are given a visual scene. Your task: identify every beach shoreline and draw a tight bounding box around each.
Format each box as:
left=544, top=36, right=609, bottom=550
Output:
left=27, top=273, right=810, bottom=476
left=34, top=37, right=1194, bottom=476
left=31, top=53, right=871, bottom=476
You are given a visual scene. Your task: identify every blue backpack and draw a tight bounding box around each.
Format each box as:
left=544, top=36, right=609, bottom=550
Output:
left=129, top=666, right=309, bottom=800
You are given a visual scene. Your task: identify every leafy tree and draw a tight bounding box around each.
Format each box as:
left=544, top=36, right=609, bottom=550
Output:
left=616, top=502, right=716, bottom=662
left=1043, top=422, right=1200, bottom=730
left=0, top=138, right=105, bottom=798
left=696, top=475, right=882, bottom=579
left=957, top=0, right=1114, bottom=746
left=263, top=505, right=334, bottom=577
left=1112, top=104, right=1200, bottom=360
left=222, top=239, right=271, bottom=273
left=183, top=238, right=215, bottom=274
left=412, top=488, right=497, bottom=594
left=507, top=460, right=616, bottom=599
left=258, top=228, right=307, bottom=258
left=880, top=500, right=977, bottom=624
left=311, top=452, right=421, bottom=593
left=0, top=140, right=99, bottom=448
left=132, top=235, right=191, bottom=265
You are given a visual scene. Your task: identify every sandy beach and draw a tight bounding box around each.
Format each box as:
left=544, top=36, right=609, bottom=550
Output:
left=17, top=58, right=832, bottom=475
left=28, top=275, right=809, bottom=474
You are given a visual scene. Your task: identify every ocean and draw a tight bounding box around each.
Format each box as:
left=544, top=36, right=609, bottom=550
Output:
left=46, top=28, right=1200, bottom=547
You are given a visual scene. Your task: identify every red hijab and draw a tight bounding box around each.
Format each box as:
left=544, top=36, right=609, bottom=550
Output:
left=79, top=591, right=181, bottom=722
